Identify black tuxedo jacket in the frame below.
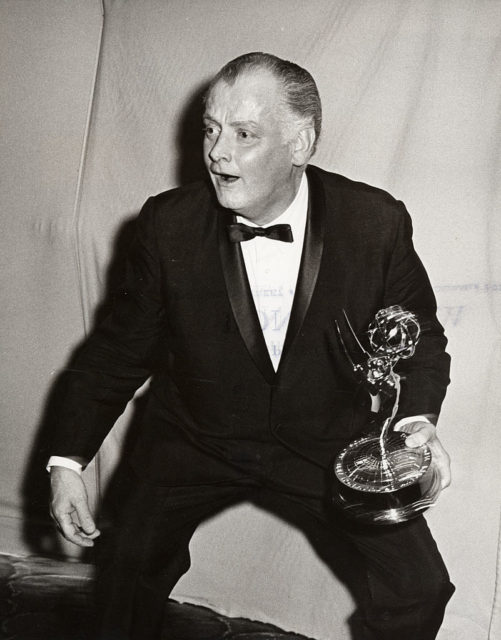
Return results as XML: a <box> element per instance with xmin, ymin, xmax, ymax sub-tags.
<box><xmin>52</xmin><ymin>165</ymin><xmax>450</xmax><ymax>491</ymax></box>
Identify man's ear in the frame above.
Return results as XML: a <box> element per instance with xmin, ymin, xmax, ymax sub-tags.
<box><xmin>291</xmin><ymin>126</ymin><xmax>316</xmax><ymax>166</ymax></box>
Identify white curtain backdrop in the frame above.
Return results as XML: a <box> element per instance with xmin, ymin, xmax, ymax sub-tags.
<box><xmin>1</xmin><ymin>2</ymin><xmax>500</xmax><ymax>639</ymax></box>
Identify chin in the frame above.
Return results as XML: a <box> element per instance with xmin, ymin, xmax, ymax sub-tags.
<box><xmin>216</xmin><ymin>193</ymin><xmax>247</xmax><ymax>213</ymax></box>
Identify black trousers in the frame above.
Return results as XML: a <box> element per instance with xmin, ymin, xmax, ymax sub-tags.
<box><xmin>95</xmin><ymin>466</ymin><xmax>454</xmax><ymax>640</ymax></box>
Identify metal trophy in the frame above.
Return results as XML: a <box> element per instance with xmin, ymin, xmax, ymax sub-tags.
<box><xmin>332</xmin><ymin>305</ymin><xmax>441</xmax><ymax>524</ymax></box>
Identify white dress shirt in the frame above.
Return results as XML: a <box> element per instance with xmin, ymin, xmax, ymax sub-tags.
<box><xmin>237</xmin><ymin>173</ymin><xmax>308</xmax><ymax>371</ymax></box>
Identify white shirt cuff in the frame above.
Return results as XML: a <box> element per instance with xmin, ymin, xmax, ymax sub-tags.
<box><xmin>46</xmin><ymin>456</ymin><xmax>83</xmax><ymax>475</ymax></box>
<box><xmin>394</xmin><ymin>415</ymin><xmax>432</xmax><ymax>431</ymax></box>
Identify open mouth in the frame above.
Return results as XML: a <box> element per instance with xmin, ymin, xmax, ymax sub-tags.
<box><xmin>214</xmin><ymin>172</ymin><xmax>239</xmax><ymax>184</ymax></box>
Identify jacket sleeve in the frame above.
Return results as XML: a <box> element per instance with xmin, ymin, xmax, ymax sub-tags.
<box><xmin>50</xmin><ymin>197</ymin><xmax>166</xmax><ymax>462</ymax></box>
<box><xmin>383</xmin><ymin>203</ymin><xmax>451</xmax><ymax>424</ymax></box>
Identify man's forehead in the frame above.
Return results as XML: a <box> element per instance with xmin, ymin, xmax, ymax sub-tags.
<box><xmin>205</xmin><ymin>69</ymin><xmax>282</xmax><ymax>110</ymax></box>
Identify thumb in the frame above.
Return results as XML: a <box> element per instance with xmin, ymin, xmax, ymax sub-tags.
<box><xmin>405</xmin><ymin>430</ymin><xmax>429</xmax><ymax>447</ymax></box>
<box><xmin>400</xmin><ymin>421</ymin><xmax>436</xmax><ymax>448</ymax></box>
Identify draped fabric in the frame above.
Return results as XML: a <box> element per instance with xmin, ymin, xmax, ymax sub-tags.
<box><xmin>1</xmin><ymin>1</ymin><xmax>500</xmax><ymax>638</ymax></box>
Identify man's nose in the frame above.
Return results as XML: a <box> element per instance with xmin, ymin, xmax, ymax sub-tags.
<box><xmin>208</xmin><ymin>133</ymin><xmax>232</xmax><ymax>162</ymax></box>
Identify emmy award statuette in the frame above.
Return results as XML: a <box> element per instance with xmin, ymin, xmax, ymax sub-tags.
<box><xmin>332</xmin><ymin>306</ymin><xmax>442</xmax><ymax>525</ymax></box>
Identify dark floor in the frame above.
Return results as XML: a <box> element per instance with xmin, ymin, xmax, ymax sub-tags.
<box><xmin>0</xmin><ymin>554</ymin><xmax>313</xmax><ymax>640</ymax></box>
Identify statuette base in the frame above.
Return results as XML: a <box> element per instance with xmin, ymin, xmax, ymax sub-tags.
<box><xmin>332</xmin><ymin>432</ymin><xmax>441</xmax><ymax>524</ymax></box>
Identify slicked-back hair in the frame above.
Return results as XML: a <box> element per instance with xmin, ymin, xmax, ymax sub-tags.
<box><xmin>206</xmin><ymin>52</ymin><xmax>322</xmax><ymax>156</ymax></box>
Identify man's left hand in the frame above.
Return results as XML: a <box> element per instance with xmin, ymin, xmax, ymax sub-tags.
<box><xmin>396</xmin><ymin>421</ymin><xmax>452</xmax><ymax>489</ymax></box>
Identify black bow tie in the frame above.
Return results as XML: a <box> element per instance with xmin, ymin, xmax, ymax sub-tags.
<box><xmin>227</xmin><ymin>222</ymin><xmax>294</xmax><ymax>243</ymax></box>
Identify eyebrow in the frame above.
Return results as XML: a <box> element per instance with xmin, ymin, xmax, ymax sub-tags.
<box><xmin>202</xmin><ymin>114</ymin><xmax>259</xmax><ymax>128</ymax></box>
<box><xmin>231</xmin><ymin>120</ymin><xmax>259</xmax><ymax>128</ymax></box>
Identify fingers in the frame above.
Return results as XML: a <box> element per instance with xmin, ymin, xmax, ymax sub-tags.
<box><xmin>400</xmin><ymin>421</ymin><xmax>452</xmax><ymax>490</ymax></box>
<box><xmin>426</xmin><ymin>438</ymin><xmax>452</xmax><ymax>490</ymax></box>
<box><xmin>72</xmin><ymin>497</ymin><xmax>100</xmax><ymax>537</ymax></box>
<box><xmin>54</xmin><ymin>510</ymin><xmax>99</xmax><ymax>548</ymax></box>
<box><xmin>51</xmin><ymin>502</ymin><xmax>101</xmax><ymax>548</ymax></box>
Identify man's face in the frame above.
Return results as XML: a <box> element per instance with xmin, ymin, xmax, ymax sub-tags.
<box><xmin>203</xmin><ymin>70</ymin><xmax>301</xmax><ymax>225</ymax></box>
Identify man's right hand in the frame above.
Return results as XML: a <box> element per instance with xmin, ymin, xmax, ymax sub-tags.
<box><xmin>49</xmin><ymin>466</ymin><xmax>101</xmax><ymax>547</ymax></box>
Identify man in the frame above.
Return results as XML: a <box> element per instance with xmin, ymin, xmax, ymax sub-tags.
<box><xmin>49</xmin><ymin>52</ymin><xmax>454</xmax><ymax>640</ymax></box>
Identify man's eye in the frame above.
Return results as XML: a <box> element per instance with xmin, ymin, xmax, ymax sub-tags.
<box><xmin>237</xmin><ymin>130</ymin><xmax>253</xmax><ymax>140</ymax></box>
<box><xmin>203</xmin><ymin>126</ymin><xmax>217</xmax><ymax>138</ymax></box>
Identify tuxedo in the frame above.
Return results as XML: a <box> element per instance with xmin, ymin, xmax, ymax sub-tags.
<box><xmin>52</xmin><ymin>164</ymin><xmax>453</xmax><ymax>639</ymax></box>
<box><xmin>52</xmin><ymin>165</ymin><xmax>449</xmax><ymax>490</ymax></box>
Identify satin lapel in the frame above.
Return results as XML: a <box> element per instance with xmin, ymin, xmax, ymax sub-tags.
<box><xmin>218</xmin><ymin>210</ymin><xmax>276</xmax><ymax>384</ymax></box>
<box><xmin>279</xmin><ymin>167</ymin><xmax>326</xmax><ymax>370</ymax></box>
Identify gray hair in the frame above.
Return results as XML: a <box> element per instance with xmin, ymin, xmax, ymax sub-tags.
<box><xmin>206</xmin><ymin>52</ymin><xmax>322</xmax><ymax>155</ymax></box>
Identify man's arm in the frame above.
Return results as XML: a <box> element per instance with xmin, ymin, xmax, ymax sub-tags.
<box><xmin>50</xmin><ymin>197</ymin><xmax>164</xmax><ymax>461</ymax></box>
<box><xmin>49</xmin><ymin>197</ymin><xmax>165</xmax><ymax>545</ymax></box>
<box><xmin>383</xmin><ymin>204</ymin><xmax>452</xmax><ymax>488</ymax></box>
<box><xmin>384</xmin><ymin>205</ymin><xmax>451</xmax><ymax>417</ymax></box>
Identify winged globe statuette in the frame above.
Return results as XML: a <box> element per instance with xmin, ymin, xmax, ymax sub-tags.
<box><xmin>331</xmin><ymin>306</ymin><xmax>442</xmax><ymax>524</ymax></box>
